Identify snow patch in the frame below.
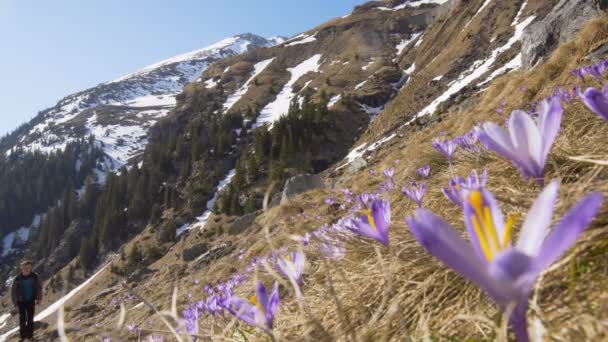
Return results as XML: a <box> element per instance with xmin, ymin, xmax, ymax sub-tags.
<box><xmin>463</xmin><ymin>0</ymin><xmax>493</xmax><ymax>30</ymax></box>
<box><xmin>513</xmin><ymin>0</ymin><xmax>528</xmax><ymax>26</ymax></box>
<box><xmin>255</xmin><ymin>54</ymin><xmax>323</xmax><ymax>127</ymax></box>
<box><xmin>177</xmin><ymin>169</ymin><xmax>237</xmax><ymax>236</ymax></box>
<box><xmin>355</xmin><ymin>80</ymin><xmax>368</xmax><ymax>90</ymax></box>
<box><xmin>204</xmin><ymin>78</ymin><xmax>218</xmax><ymax>88</ymax></box>
<box><xmin>395</xmin><ymin>32</ymin><xmax>423</xmax><ymax>57</ymax></box>
<box><xmin>378</xmin><ymin>0</ymin><xmax>449</xmax><ymax>10</ymax></box>
<box><xmin>223</xmin><ymin>58</ymin><xmax>275</xmax><ymax>113</ymax></box>
<box><xmin>408</xmin><ymin>15</ymin><xmax>535</xmax><ymax>122</ymax></box>
<box><xmin>0</xmin><ymin>313</ymin><xmax>9</xmax><ymax>330</ymax></box>
<box><xmin>1</xmin><ymin>215</ymin><xmax>40</xmax><ymax>257</ymax></box>
<box><xmin>336</xmin><ymin>134</ymin><xmax>397</xmax><ymax>170</ymax></box>
<box><xmin>479</xmin><ymin>53</ymin><xmax>522</xmax><ymax>85</ymax></box>
<box><xmin>328</xmin><ymin>95</ymin><xmax>341</xmax><ymax>108</ymax></box>
<box><xmin>362</xmin><ymin>58</ymin><xmax>376</xmax><ymax>71</ymax></box>
<box><xmin>285</xmin><ymin>33</ymin><xmax>317</xmax><ymax>47</ymax></box>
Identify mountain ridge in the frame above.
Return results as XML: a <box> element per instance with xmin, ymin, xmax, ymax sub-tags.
<box><xmin>4</xmin><ymin>33</ymin><xmax>282</xmax><ymax>167</ymax></box>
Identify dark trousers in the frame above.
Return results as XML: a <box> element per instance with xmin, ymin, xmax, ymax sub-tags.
<box><xmin>18</xmin><ymin>301</ymin><xmax>35</xmax><ymax>338</ymax></box>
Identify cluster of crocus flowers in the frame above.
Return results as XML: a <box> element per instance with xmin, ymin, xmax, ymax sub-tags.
<box><xmin>407</xmin><ymin>181</ymin><xmax>603</xmax><ymax>341</ymax></box>
<box><xmin>224</xmin><ymin>281</ymin><xmax>280</xmax><ymax>332</ymax></box>
<box><xmin>581</xmin><ymin>86</ymin><xmax>608</xmax><ymax>121</ymax></box>
<box><xmin>345</xmin><ymin>199</ymin><xmax>391</xmax><ymax>246</ymax></box>
<box><xmin>442</xmin><ymin>169</ymin><xmax>488</xmax><ymax>207</ymax></box>
<box><xmin>402</xmin><ymin>182</ymin><xmax>426</xmax><ymax>208</ymax></box>
<box><xmin>476</xmin><ymin>97</ymin><xmax>563</xmax><ymax>182</ymax></box>
<box><xmin>572</xmin><ymin>60</ymin><xmax>608</xmax><ymax>80</ymax></box>
<box><xmin>433</xmin><ymin>138</ymin><xmax>458</xmax><ymax>162</ymax></box>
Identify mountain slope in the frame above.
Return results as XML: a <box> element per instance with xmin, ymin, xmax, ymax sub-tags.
<box><xmin>6</xmin><ymin>33</ymin><xmax>282</xmax><ymax>167</ymax></box>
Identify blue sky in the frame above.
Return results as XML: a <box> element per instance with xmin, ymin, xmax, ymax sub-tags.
<box><xmin>0</xmin><ymin>0</ymin><xmax>364</xmax><ymax>135</ymax></box>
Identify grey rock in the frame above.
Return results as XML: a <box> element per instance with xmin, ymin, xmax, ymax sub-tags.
<box><xmin>89</xmin><ymin>285</ymin><xmax>119</xmax><ymax>302</ymax></box>
<box><xmin>348</xmin><ymin>157</ymin><xmax>368</xmax><ymax>174</ymax></box>
<box><xmin>522</xmin><ymin>0</ymin><xmax>606</xmax><ymax>69</ymax></box>
<box><xmin>268</xmin><ymin>192</ymin><xmax>283</xmax><ymax>209</ymax></box>
<box><xmin>280</xmin><ymin>174</ymin><xmax>325</xmax><ymax>204</ymax></box>
<box><xmin>229</xmin><ymin>212</ymin><xmax>258</xmax><ymax>235</ymax></box>
<box><xmin>192</xmin><ymin>242</ymin><xmax>235</xmax><ymax>270</ymax></box>
<box><xmin>182</xmin><ymin>243</ymin><xmax>209</xmax><ymax>262</ymax></box>
<box><xmin>76</xmin><ymin>303</ymin><xmax>100</xmax><ymax>314</ymax></box>
<box><xmin>450</xmin><ymin>96</ymin><xmax>480</xmax><ymax>114</ymax></box>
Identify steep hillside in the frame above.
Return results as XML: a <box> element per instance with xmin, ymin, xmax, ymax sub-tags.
<box><xmin>2</xmin><ymin>0</ymin><xmax>608</xmax><ymax>341</ymax></box>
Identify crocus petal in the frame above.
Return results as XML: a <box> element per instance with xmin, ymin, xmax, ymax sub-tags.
<box><xmin>371</xmin><ymin>199</ymin><xmax>391</xmax><ymax>237</ymax></box>
<box><xmin>256</xmin><ymin>282</ymin><xmax>270</xmax><ymax>309</ymax></box>
<box><xmin>407</xmin><ymin>210</ymin><xmax>504</xmax><ymax>300</ymax></box>
<box><xmin>516</xmin><ymin>181</ymin><xmax>559</xmax><ymax>256</ymax></box>
<box><xmin>582</xmin><ymin>87</ymin><xmax>608</xmax><ymax>121</ymax></box>
<box><xmin>507</xmin><ymin>110</ymin><xmax>543</xmax><ymax>172</ymax></box>
<box><xmin>534</xmin><ymin>192</ymin><xmax>603</xmax><ymax>272</ymax></box>
<box><xmin>537</xmin><ymin>98</ymin><xmax>563</xmax><ymax>159</ymax></box>
<box><xmin>477</xmin><ymin>123</ymin><xmax>522</xmax><ymax>165</ymax></box>
<box><xmin>267</xmin><ymin>281</ymin><xmax>280</xmax><ymax>322</ymax></box>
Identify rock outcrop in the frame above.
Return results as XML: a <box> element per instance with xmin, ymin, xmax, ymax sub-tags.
<box><xmin>281</xmin><ymin>174</ymin><xmax>325</xmax><ymax>204</ymax></box>
<box><xmin>522</xmin><ymin>0</ymin><xmax>607</xmax><ymax>69</ymax></box>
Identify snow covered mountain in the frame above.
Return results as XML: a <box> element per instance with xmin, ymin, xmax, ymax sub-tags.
<box><xmin>8</xmin><ymin>33</ymin><xmax>283</xmax><ymax>167</ymax></box>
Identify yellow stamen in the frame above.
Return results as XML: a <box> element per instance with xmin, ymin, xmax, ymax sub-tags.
<box><xmin>367</xmin><ymin>209</ymin><xmax>377</xmax><ymax>230</ymax></box>
<box><xmin>285</xmin><ymin>254</ymin><xmax>292</xmax><ymax>262</ymax></box>
<box><xmin>468</xmin><ymin>191</ymin><xmax>521</xmax><ymax>261</ymax></box>
<box><xmin>471</xmin><ymin>216</ymin><xmax>494</xmax><ymax>261</ymax></box>
<box><xmin>482</xmin><ymin>207</ymin><xmax>501</xmax><ymax>252</ymax></box>
<box><xmin>503</xmin><ymin>215</ymin><xmax>517</xmax><ymax>248</ymax></box>
<box><xmin>250</xmin><ymin>295</ymin><xmax>266</xmax><ymax>313</ymax></box>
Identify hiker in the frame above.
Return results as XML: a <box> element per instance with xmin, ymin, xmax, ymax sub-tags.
<box><xmin>11</xmin><ymin>260</ymin><xmax>43</xmax><ymax>340</ymax></box>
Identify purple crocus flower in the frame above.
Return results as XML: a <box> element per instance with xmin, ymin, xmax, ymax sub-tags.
<box><xmin>407</xmin><ymin>181</ymin><xmax>603</xmax><ymax>342</ymax></box>
<box><xmin>319</xmin><ymin>240</ymin><xmax>346</xmax><ymax>259</ymax></box>
<box><xmin>182</xmin><ymin>307</ymin><xmax>200</xmax><ymax>334</ymax></box>
<box><xmin>402</xmin><ymin>182</ymin><xmax>426</xmax><ymax>208</ymax></box>
<box><xmin>345</xmin><ymin>199</ymin><xmax>391</xmax><ymax>246</ymax></box>
<box><xmin>572</xmin><ymin>68</ymin><xmax>585</xmax><ymax>81</ymax></box>
<box><xmin>417</xmin><ymin>165</ymin><xmax>431</xmax><ymax>179</ymax></box>
<box><xmin>476</xmin><ymin>97</ymin><xmax>563</xmax><ymax>182</ymax></box>
<box><xmin>433</xmin><ymin>138</ymin><xmax>458</xmax><ymax>161</ymax></box>
<box><xmin>223</xmin><ymin>281</ymin><xmax>280</xmax><ymax>332</ymax></box>
<box><xmin>581</xmin><ymin>87</ymin><xmax>608</xmax><ymax>121</ymax></box>
<box><xmin>276</xmin><ymin>251</ymin><xmax>305</xmax><ymax>290</ymax></box>
<box><xmin>383</xmin><ymin>167</ymin><xmax>395</xmax><ymax>179</ymax></box>
<box><xmin>442</xmin><ymin>169</ymin><xmax>488</xmax><ymax>207</ymax></box>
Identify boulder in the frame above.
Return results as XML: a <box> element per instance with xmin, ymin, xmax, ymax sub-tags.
<box><xmin>347</xmin><ymin>157</ymin><xmax>368</xmax><ymax>174</ymax></box>
<box><xmin>521</xmin><ymin>0</ymin><xmax>606</xmax><ymax>69</ymax></box>
<box><xmin>280</xmin><ymin>174</ymin><xmax>325</xmax><ymax>204</ymax></box>
<box><xmin>192</xmin><ymin>242</ymin><xmax>235</xmax><ymax>270</ymax></box>
<box><xmin>88</xmin><ymin>285</ymin><xmax>119</xmax><ymax>303</ymax></box>
<box><xmin>182</xmin><ymin>243</ymin><xmax>209</xmax><ymax>262</ymax></box>
<box><xmin>229</xmin><ymin>212</ymin><xmax>258</xmax><ymax>235</ymax></box>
